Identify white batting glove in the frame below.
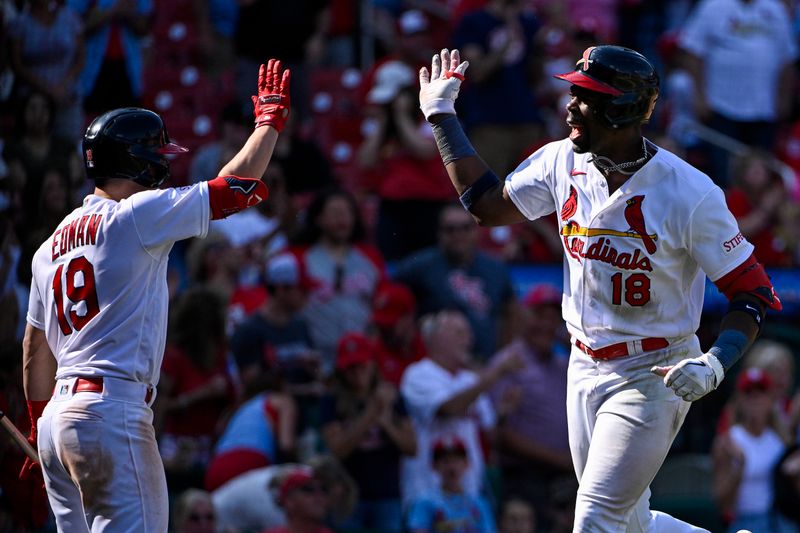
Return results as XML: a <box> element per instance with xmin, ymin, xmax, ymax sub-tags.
<box><xmin>419</xmin><ymin>48</ymin><xmax>469</xmax><ymax>121</ymax></box>
<box><xmin>651</xmin><ymin>353</ymin><xmax>725</xmax><ymax>402</ymax></box>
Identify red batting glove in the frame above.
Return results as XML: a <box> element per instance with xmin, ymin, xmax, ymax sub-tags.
<box><xmin>251</xmin><ymin>59</ymin><xmax>291</xmax><ymax>132</ymax></box>
<box><xmin>19</xmin><ymin>400</ymin><xmax>47</xmax><ymax>480</ymax></box>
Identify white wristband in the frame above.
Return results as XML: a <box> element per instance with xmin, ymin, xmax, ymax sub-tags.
<box><xmin>420</xmin><ymin>98</ymin><xmax>456</xmax><ymax>121</ymax></box>
<box><xmin>700</xmin><ymin>353</ymin><xmax>725</xmax><ymax>388</ymax></box>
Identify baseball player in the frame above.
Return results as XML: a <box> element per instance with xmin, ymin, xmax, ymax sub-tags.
<box><xmin>418</xmin><ymin>46</ymin><xmax>781</xmax><ymax>532</ymax></box>
<box><xmin>21</xmin><ymin>59</ymin><xmax>291</xmax><ymax>532</ymax></box>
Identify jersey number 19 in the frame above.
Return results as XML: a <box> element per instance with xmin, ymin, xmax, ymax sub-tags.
<box><xmin>52</xmin><ymin>255</ymin><xmax>100</xmax><ymax>335</ymax></box>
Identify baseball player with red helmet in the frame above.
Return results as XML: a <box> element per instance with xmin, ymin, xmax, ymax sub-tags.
<box><xmin>419</xmin><ymin>46</ymin><xmax>781</xmax><ymax>532</ymax></box>
<box><xmin>21</xmin><ymin>59</ymin><xmax>291</xmax><ymax>531</ymax></box>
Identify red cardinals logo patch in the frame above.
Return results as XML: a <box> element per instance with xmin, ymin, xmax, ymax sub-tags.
<box><xmin>560</xmin><ymin>185</ymin><xmax>578</xmax><ymax>221</ymax></box>
<box><xmin>624</xmin><ymin>195</ymin><xmax>657</xmax><ymax>254</ymax></box>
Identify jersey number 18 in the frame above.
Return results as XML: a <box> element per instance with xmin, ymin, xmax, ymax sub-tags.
<box><xmin>610</xmin><ymin>272</ymin><xmax>651</xmax><ymax>306</ymax></box>
<box><xmin>52</xmin><ymin>256</ymin><xmax>100</xmax><ymax>335</ymax></box>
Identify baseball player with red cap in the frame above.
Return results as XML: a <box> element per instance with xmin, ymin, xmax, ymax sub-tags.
<box><xmin>419</xmin><ymin>46</ymin><xmax>781</xmax><ymax>532</ymax></box>
<box><xmin>22</xmin><ymin>59</ymin><xmax>291</xmax><ymax>531</ymax></box>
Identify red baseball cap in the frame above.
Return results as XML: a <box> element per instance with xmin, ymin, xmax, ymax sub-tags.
<box><xmin>737</xmin><ymin>367</ymin><xmax>773</xmax><ymax>393</ymax></box>
<box><xmin>372</xmin><ymin>282</ymin><xmax>416</xmax><ymax>327</ymax></box>
<box><xmin>336</xmin><ymin>332</ymin><xmax>375</xmax><ymax>370</ymax></box>
<box><xmin>432</xmin><ymin>435</ymin><xmax>468</xmax><ymax>461</ymax></box>
<box><xmin>279</xmin><ymin>467</ymin><xmax>315</xmax><ymax>501</ymax></box>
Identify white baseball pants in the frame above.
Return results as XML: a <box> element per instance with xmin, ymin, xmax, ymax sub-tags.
<box><xmin>38</xmin><ymin>377</ymin><xmax>167</xmax><ymax>532</ymax></box>
<box><xmin>567</xmin><ymin>335</ymin><xmax>710</xmax><ymax>533</ymax></box>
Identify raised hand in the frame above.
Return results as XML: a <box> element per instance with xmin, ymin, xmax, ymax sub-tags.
<box><xmin>419</xmin><ymin>48</ymin><xmax>469</xmax><ymax>121</ymax></box>
<box><xmin>252</xmin><ymin>59</ymin><xmax>291</xmax><ymax>131</ymax></box>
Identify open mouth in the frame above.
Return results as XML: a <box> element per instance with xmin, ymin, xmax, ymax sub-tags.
<box><xmin>567</xmin><ymin>122</ymin><xmax>584</xmax><ymax>141</ymax></box>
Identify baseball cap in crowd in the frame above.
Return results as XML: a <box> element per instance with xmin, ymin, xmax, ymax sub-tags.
<box><xmin>372</xmin><ymin>282</ymin><xmax>416</xmax><ymax>327</ymax></box>
<box><xmin>336</xmin><ymin>332</ymin><xmax>375</xmax><ymax>370</ymax></box>
<box><xmin>522</xmin><ymin>284</ymin><xmax>562</xmax><ymax>308</ymax></box>
<box><xmin>398</xmin><ymin>9</ymin><xmax>429</xmax><ymax>35</ymax></box>
<box><xmin>278</xmin><ymin>467</ymin><xmax>316</xmax><ymax>502</ymax></box>
<box><xmin>265</xmin><ymin>253</ymin><xmax>300</xmax><ymax>285</ymax></box>
<box><xmin>432</xmin><ymin>435</ymin><xmax>468</xmax><ymax>461</ymax></box>
<box><xmin>737</xmin><ymin>367</ymin><xmax>773</xmax><ymax>393</ymax></box>
<box><xmin>367</xmin><ymin>61</ymin><xmax>415</xmax><ymax>105</ymax></box>
<box><xmin>265</xmin><ymin>253</ymin><xmax>315</xmax><ymax>289</ymax></box>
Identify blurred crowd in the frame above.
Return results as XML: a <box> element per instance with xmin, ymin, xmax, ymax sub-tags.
<box><xmin>1</xmin><ymin>0</ymin><xmax>800</xmax><ymax>532</ymax></box>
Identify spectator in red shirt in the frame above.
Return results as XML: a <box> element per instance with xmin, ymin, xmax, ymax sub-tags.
<box><xmin>725</xmin><ymin>150</ymin><xmax>792</xmax><ymax>266</ymax></box>
<box><xmin>357</xmin><ymin>59</ymin><xmax>456</xmax><ymax>261</ymax></box>
<box><xmin>371</xmin><ymin>281</ymin><xmax>426</xmax><ymax>386</ymax></box>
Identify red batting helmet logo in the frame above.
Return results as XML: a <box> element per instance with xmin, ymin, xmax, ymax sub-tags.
<box><xmin>86</xmin><ymin>149</ymin><xmax>94</xmax><ymax>168</ymax></box>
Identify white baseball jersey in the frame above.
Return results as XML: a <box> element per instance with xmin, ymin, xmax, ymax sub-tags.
<box><xmin>505</xmin><ymin>138</ymin><xmax>753</xmax><ymax>349</ymax></box>
<box><xmin>27</xmin><ymin>183</ymin><xmax>210</xmax><ymax>385</ymax></box>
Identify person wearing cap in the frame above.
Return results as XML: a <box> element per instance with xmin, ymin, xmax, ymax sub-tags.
<box><xmin>357</xmin><ymin>56</ymin><xmax>456</xmax><ymax>261</ymax></box>
<box><xmin>405</xmin><ymin>435</ymin><xmax>496</xmax><ymax>533</ymax></box>
<box><xmin>711</xmin><ymin>367</ymin><xmax>795</xmax><ymax>533</ymax></box>
<box><xmin>371</xmin><ymin>281</ymin><xmax>426</xmax><ymax>386</ymax></box>
<box><xmin>264</xmin><ymin>466</ymin><xmax>333</xmax><ymax>533</ymax></box>
<box><xmin>400</xmin><ymin>309</ymin><xmax>523</xmax><ymax>505</ymax></box>
<box><xmin>229</xmin><ymin>252</ymin><xmax>319</xmax><ymax>399</ymax></box>
<box><xmin>488</xmin><ymin>283</ymin><xmax>573</xmax><ymax>532</ymax></box>
<box><xmin>319</xmin><ymin>332</ymin><xmax>416</xmax><ymax>532</ymax></box>
<box><xmin>212</xmin><ymin>456</ymin><xmax>358</xmax><ymax>533</ymax></box>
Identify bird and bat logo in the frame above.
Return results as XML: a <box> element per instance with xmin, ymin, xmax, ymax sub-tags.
<box><xmin>560</xmin><ymin>186</ymin><xmax>658</xmax><ymax>271</ymax></box>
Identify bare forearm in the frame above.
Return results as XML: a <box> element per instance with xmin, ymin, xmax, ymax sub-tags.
<box><xmin>683</xmin><ymin>52</ymin><xmax>704</xmax><ymax>91</ymax></box>
<box><xmin>395</xmin><ymin>116</ymin><xmax>437</xmax><ymax>158</ymax></box>
<box><xmin>218</xmin><ymin>126</ymin><xmax>278</xmax><ymax>178</ymax></box>
<box><xmin>323</xmin><ymin>408</ymin><xmax>380</xmax><ymax>458</ymax></box>
<box><xmin>67</xmin><ymin>42</ymin><xmax>86</xmax><ymax>84</ymax></box>
<box><xmin>356</xmin><ymin>133</ymin><xmax>384</xmax><ymax>169</ymax></box>
<box><xmin>438</xmin><ymin>369</ymin><xmax>499</xmax><ymax>417</ymax></box>
<box><xmin>22</xmin><ymin>325</ymin><xmax>57</xmax><ymax>402</ymax></box>
<box><xmin>381</xmin><ymin>418</ymin><xmax>417</xmax><ymax>455</ymax></box>
<box><xmin>713</xmin><ymin>471</ymin><xmax>741</xmax><ymax>511</ymax></box>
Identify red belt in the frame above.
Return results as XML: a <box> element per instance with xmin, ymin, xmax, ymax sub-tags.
<box><xmin>73</xmin><ymin>377</ymin><xmax>154</xmax><ymax>403</ymax></box>
<box><xmin>575</xmin><ymin>337</ymin><xmax>669</xmax><ymax>360</ymax></box>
